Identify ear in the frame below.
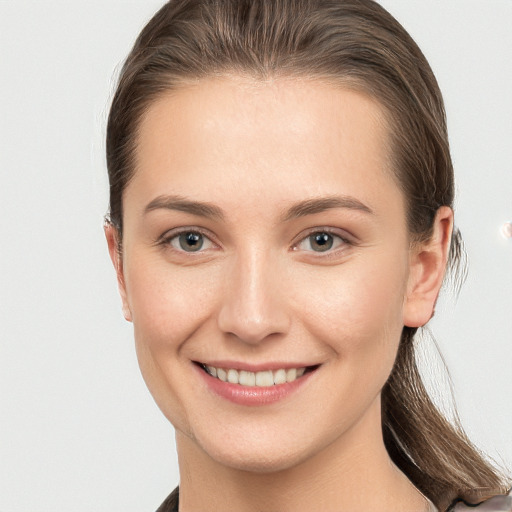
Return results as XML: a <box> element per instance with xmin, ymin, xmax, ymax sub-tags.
<box><xmin>403</xmin><ymin>206</ymin><xmax>454</xmax><ymax>328</ymax></box>
<box><xmin>104</xmin><ymin>222</ymin><xmax>132</xmax><ymax>322</ymax></box>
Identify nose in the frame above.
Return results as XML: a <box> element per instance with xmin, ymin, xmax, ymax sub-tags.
<box><xmin>217</xmin><ymin>249</ymin><xmax>291</xmax><ymax>345</ymax></box>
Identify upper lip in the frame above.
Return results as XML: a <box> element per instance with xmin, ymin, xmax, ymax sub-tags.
<box><xmin>195</xmin><ymin>360</ymin><xmax>320</xmax><ymax>372</ymax></box>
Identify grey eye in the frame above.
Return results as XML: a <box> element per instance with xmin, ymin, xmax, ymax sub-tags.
<box><xmin>309</xmin><ymin>232</ymin><xmax>334</xmax><ymax>252</ymax></box>
<box><xmin>172</xmin><ymin>232</ymin><xmax>206</xmax><ymax>252</ymax></box>
<box><xmin>295</xmin><ymin>231</ymin><xmax>347</xmax><ymax>253</ymax></box>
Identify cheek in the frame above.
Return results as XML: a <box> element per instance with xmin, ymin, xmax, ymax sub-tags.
<box><xmin>126</xmin><ymin>257</ymin><xmax>220</xmax><ymax>351</ymax></box>
<box><xmin>295</xmin><ymin>254</ymin><xmax>408</xmax><ymax>361</ymax></box>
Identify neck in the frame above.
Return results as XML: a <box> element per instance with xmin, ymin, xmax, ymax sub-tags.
<box><xmin>175</xmin><ymin>396</ymin><xmax>434</xmax><ymax>512</ymax></box>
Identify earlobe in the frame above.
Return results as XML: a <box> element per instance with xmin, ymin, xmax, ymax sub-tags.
<box><xmin>104</xmin><ymin>222</ymin><xmax>133</xmax><ymax>322</ymax></box>
<box><xmin>403</xmin><ymin>206</ymin><xmax>454</xmax><ymax>328</ymax></box>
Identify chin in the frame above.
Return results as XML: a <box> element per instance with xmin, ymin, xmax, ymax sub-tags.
<box><xmin>210</xmin><ymin>446</ymin><xmax>306</xmax><ymax>474</ymax></box>
<box><xmin>191</xmin><ymin>424</ymin><xmax>325</xmax><ymax>475</ymax></box>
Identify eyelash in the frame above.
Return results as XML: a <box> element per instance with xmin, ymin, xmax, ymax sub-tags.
<box><xmin>158</xmin><ymin>227</ymin><xmax>218</xmax><ymax>254</ymax></box>
<box><xmin>157</xmin><ymin>227</ymin><xmax>353</xmax><ymax>256</ymax></box>
<box><xmin>292</xmin><ymin>228</ymin><xmax>352</xmax><ymax>256</ymax></box>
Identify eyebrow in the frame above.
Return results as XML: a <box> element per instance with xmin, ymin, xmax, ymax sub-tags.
<box><xmin>144</xmin><ymin>194</ymin><xmax>225</xmax><ymax>220</ymax></box>
<box><xmin>281</xmin><ymin>195</ymin><xmax>374</xmax><ymax>221</ymax></box>
<box><xmin>143</xmin><ymin>194</ymin><xmax>374</xmax><ymax>221</ymax></box>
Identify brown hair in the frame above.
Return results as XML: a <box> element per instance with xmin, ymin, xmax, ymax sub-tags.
<box><xmin>106</xmin><ymin>1</ymin><xmax>510</xmax><ymax>509</ymax></box>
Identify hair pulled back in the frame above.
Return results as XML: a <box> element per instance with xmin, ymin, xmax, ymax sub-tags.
<box><xmin>106</xmin><ymin>1</ymin><xmax>510</xmax><ymax>509</ymax></box>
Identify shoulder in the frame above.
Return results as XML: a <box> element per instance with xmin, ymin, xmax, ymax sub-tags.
<box><xmin>155</xmin><ymin>486</ymin><xmax>179</xmax><ymax>512</ymax></box>
<box><xmin>450</xmin><ymin>492</ymin><xmax>512</xmax><ymax>512</ymax></box>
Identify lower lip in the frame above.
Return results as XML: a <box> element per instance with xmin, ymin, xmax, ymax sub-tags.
<box><xmin>195</xmin><ymin>364</ymin><xmax>317</xmax><ymax>406</ymax></box>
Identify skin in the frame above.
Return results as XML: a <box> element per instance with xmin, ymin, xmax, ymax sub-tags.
<box><xmin>106</xmin><ymin>76</ymin><xmax>452</xmax><ymax>511</ymax></box>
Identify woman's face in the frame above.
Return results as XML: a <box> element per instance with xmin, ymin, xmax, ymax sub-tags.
<box><xmin>113</xmin><ymin>76</ymin><xmax>422</xmax><ymax>472</ymax></box>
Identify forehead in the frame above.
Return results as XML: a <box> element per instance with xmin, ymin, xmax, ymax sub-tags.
<box><xmin>128</xmin><ymin>75</ymin><xmax>404</xmax><ymax>224</ymax></box>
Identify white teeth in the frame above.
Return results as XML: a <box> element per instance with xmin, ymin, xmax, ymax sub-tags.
<box><xmin>273</xmin><ymin>368</ymin><xmax>287</xmax><ymax>385</ymax></box>
<box><xmin>255</xmin><ymin>370</ymin><xmax>274</xmax><ymax>387</ymax></box>
<box><xmin>227</xmin><ymin>369</ymin><xmax>239</xmax><ymax>384</ymax></box>
<box><xmin>286</xmin><ymin>368</ymin><xmax>297</xmax><ymax>382</ymax></box>
<box><xmin>203</xmin><ymin>364</ymin><xmax>310</xmax><ymax>387</ymax></box>
<box><xmin>217</xmin><ymin>368</ymin><xmax>227</xmax><ymax>382</ymax></box>
<box><xmin>239</xmin><ymin>370</ymin><xmax>256</xmax><ymax>386</ymax></box>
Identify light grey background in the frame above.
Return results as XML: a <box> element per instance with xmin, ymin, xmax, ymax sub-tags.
<box><xmin>0</xmin><ymin>1</ymin><xmax>510</xmax><ymax>510</ymax></box>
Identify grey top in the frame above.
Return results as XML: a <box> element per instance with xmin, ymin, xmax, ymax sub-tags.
<box><xmin>449</xmin><ymin>492</ymin><xmax>512</xmax><ymax>512</ymax></box>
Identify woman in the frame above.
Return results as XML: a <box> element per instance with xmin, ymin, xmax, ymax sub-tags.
<box><xmin>104</xmin><ymin>1</ymin><xmax>511</xmax><ymax>510</ymax></box>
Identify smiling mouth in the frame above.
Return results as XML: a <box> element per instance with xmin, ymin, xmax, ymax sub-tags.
<box><xmin>196</xmin><ymin>363</ymin><xmax>319</xmax><ymax>387</ymax></box>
